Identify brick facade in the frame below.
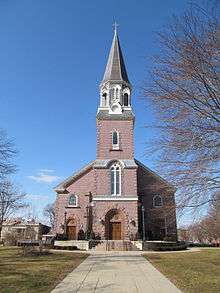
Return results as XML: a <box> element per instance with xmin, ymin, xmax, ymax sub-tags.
<box><xmin>54</xmin><ymin>167</ymin><xmax>95</xmax><ymax>236</ymax></box>
<box><xmin>53</xmin><ymin>29</ymin><xmax>177</xmax><ymax>242</ymax></box>
<box><xmin>137</xmin><ymin>163</ymin><xmax>177</xmax><ymax>241</ymax></box>
<box><xmin>96</xmin><ymin>119</ymin><xmax>135</xmax><ymax>160</ymax></box>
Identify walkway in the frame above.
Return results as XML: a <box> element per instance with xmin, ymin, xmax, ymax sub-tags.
<box><xmin>51</xmin><ymin>251</ymin><xmax>181</xmax><ymax>293</ymax></box>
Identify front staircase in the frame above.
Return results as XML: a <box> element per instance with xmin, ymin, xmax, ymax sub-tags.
<box><xmin>89</xmin><ymin>240</ymin><xmax>142</xmax><ymax>251</ymax></box>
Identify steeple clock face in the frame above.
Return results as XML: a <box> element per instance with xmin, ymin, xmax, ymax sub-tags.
<box><xmin>112</xmin><ymin>103</ymin><xmax>119</xmax><ymax>113</ymax></box>
<box><xmin>110</xmin><ymin>100</ymin><xmax>122</xmax><ymax>114</ymax></box>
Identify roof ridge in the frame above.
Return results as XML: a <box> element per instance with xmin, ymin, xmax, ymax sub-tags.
<box><xmin>117</xmin><ymin>33</ymin><xmax>123</xmax><ymax>81</ymax></box>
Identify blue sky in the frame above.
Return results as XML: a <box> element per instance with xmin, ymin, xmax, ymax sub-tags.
<box><xmin>0</xmin><ymin>0</ymin><xmax>195</xmax><ymax>224</ymax></box>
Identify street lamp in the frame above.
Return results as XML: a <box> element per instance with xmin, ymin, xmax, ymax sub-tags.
<box><xmin>64</xmin><ymin>211</ymin><xmax>67</xmax><ymax>238</ymax></box>
<box><xmin>141</xmin><ymin>205</ymin><xmax>146</xmax><ymax>241</ymax></box>
<box><xmin>164</xmin><ymin>210</ymin><xmax>168</xmax><ymax>237</ymax></box>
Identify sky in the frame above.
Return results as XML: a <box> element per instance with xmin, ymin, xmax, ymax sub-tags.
<box><xmin>0</xmin><ymin>0</ymin><xmax>199</xmax><ymax>225</ymax></box>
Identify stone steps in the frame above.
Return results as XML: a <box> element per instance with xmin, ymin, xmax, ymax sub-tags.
<box><xmin>90</xmin><ymin>240</ymin><xmax>141</xmax><ymax>251</ymax></box>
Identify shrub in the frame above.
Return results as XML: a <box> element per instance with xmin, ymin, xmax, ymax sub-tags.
<box><xmin>21</xmin><ymin>243</ymin><xmax>50</xmax><ymax>256</ymax></box>
<box><xmin>143</xmin><ymin>241</ymin><xmax>187</xmax><ymax>251</ymax></box>
<box><xmin>188</xmin><ymin>243</ymin><xmax>216</xmax><ymax>247</ymax></box>
<box><xmin>3</xmin><ymin>231</ymin><xmax>20</xmax><ymax>246</ymax></box>
<box><xmin>163</xmin><ymin>236</ymin><xmax>175</xmax><ymax>242</ymax></box>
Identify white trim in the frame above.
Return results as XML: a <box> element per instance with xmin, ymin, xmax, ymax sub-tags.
<box><xmin>122</xmin><ymin>88</ymin><xmax>130</xmax><ymax>106</ymax></box>
<box><xmin>93</xmin><ymin>159</ymin><xmax>136</xmax><ymax>169</ymax></box>
<box><xmin>93</xmin><ymin>196</ymin><xmax>138</xmax><ymax>201</ymax></box>
<box><xmin>110</xmin><ymin>162</ymin><xmax>121</xmax><ymax>196</ymax></box>
<box><xmin>123</xmin><ymin>106</ymin><xmax>132</xmax><ymax>110</ymax></box>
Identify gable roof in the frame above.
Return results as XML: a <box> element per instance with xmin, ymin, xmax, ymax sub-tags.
<box><xmin>54</xmin><ymin>159</ymin><xmax>138</xmax><ymax>193</ymax></box>
<box><xmin>54</xmin><ymin>160</ymin><xmax>95</xmax><ymax>193</ymax></box>
<box><xmin>135</xmin><ymin>159</ymin><xmax>176</xmax><ymax>191</ymax></box>
<box><xmin>54</xmin><ymin>159</ymin><xmax>176</xmax><ymax>194</ymax></box>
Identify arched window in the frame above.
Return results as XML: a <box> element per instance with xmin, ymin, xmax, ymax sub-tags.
<box><xmin>123</xmin><ymin>93</ymin><xmax>129</xmax><ymax>106</ymax></box>
<box><xmin>102</xmin><ymin>93</ymin><xmax>107</xmax><ymax>106</ymax></box>
<box><xmin>116</xmin><ymin>88</ymin><xmax>119</xmax><ymax>100</ymax></box>
<box><xmin>69</xmin><ymin>194</ymin><xmax>77</xmax><ymax>206</ymax></box>
<box><xmin>153</xmin><ymin>195</ymin><xmax>163</xmax><ymax>207</ymax></box>
<box><xmin>110</xmin><ymin>88</ymin><xmax>114</xmax><ymax>100</ymax></box>
<box><xmin>112</xmin><ymin>131</ymin><xmax>119</xmax><ymax>149</ymax></box>
<box><xmin>111</xmin><ymin>163</ymin><xmax>121</xmax><ymax>195</ymax></box>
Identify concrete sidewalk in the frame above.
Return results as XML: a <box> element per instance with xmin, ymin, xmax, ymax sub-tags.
<box><xmin>51</xmin><ymin>251</ymin><xmax>181</xmax><ymax>293</ymax></box>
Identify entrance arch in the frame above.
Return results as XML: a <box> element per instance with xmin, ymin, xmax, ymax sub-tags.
<box><xmin>105</xmin><ymin>209</ymin><xmax>125</xmax><ymax>240</ymax></box>
<box><xmin>66</xmin><ymin>218</ymin><xmax>76</xmax><ymax>240</ymax></box>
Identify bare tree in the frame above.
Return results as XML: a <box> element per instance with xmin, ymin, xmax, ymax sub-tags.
<box><xmin>0</xmin><ymin>130</ymin><xmax>16</xmax><ymax>178</ymax></box>
<box><xmin>43</xmin><ymin>202</ymin><xmax>55</xmax><ymax>228</ymax></box>
<box><xmin>144</xmin><ymin>2</ymin><xmax>220</xmax><ymax>210</ymax></box>
<box><xmin>205</xmin><ymin>192</ymin><xmax>220</xmax><ymax>241</ymax></box>
<box><xmin>0</xmin><ymin>181</ymin><xmax>26</xmax><ymax>238</ymax></box>
<box><xmin>182</xmin><ymin>193</ymin><xmax>220</xmax><ymax>243</ymax></box>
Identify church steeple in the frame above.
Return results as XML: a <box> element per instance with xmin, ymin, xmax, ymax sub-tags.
<box><xmin>98</xmin><ymin>26</ymin><xmax>132</xmax><ymax>115</ymax></box>
<box><xmin>101</xmin><ymin>27</ymin><xmax>130</xmax><ymax>85</ymax></box>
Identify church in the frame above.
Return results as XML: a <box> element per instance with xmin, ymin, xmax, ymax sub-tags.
<box><xmin>53</xmin><ymin>28</ymin><xmax>177</xmax><ymax>242</ymax></box>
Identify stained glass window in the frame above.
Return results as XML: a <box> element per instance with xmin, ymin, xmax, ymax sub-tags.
<box><xmin>69</xmin><ymin>195</ymin><xmax>76</xmax><ymax>205</ymax></box>
<box><xmin>112</xmin><ymin>131</ymin><xmax>118</xmax><ymax>145</ymax></box>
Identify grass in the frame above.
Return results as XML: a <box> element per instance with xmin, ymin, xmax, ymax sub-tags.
<box><xmin>0</xmin><ymin>246</ymin><xmax>88</xmax><ymax>293</ymax></box>
<box><xmin>144</xmin><ymin>249</ymin><xmax>220</xmax><ymax>293</ymax></box>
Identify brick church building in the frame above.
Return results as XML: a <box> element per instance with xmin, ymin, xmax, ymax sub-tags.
<box><xmin>54</xmin><ymin>29</ymin><xmax>177</xmax><ymax>242</ymax></box>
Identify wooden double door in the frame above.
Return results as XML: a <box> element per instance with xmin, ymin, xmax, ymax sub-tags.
<box><xmin>109</xmin><ymin>222</ymin><xmax>121</xmax><ymax>240</ymax></box>
<box><xmin>67</xmin><ymin>226</ymin><xmax>76</xmax><ymax>240</ymax></box>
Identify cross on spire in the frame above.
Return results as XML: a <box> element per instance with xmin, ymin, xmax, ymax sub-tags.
<box><xmin>113</xmin><ymin>22</ymin><xmax>119</xmax><ymax>34</ymax></box>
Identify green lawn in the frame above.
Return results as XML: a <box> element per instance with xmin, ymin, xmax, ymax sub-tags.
<box><xmin>144</xmin><ymin>249</ymin><xmax>220</xmax><ymax>293</ymax></box>
<box><xmin>0</xmin><ymin>246</ymin><xmax>88</xmax><ymax>293</ymax></box>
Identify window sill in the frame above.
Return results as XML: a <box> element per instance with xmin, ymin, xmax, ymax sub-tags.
<box><xmin>93</xmin><ymin>196</ymin><xmax>138</xmax><ymax>201</ymax></box>
<box><xmin>65</xmin><ymin>205</ymin><xmax>80</xmax><ymax>209</ymax></box>
<box><xmin>110</xmin><ymin>148</ymin><xmax>122</xmax><ymax>151</ymax></box>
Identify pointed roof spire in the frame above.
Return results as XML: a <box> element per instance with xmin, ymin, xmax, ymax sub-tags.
<box><xmin>113</xmin><ymin>21</ymin><xmax>119</xmax><ymax>35</ymax></box>
<box><xmin>101</xmin><ymin>24</ymin><xmax>130</xmax><ymax>85</ymax></box>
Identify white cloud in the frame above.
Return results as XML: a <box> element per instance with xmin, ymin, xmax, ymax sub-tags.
<box><xmin>28</xmin><ymin>170</ymin><xmax>60</xmax><ymax>183</ymax></box>
<box><xmin>26</xmin><ymin>194</ymin><xmax>50</xmax><ymax>201</ymax></box>
<box><xmin>39</xmin><ymin>169</ymin><xmax>55</xmax><ymax>173</ymax></box>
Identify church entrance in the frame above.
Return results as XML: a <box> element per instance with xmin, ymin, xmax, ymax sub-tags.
<box><xmin>66</xmin><ymin>219</ymin><xmax>76</xmax><ymax>240</ymax></box>
<box><xmin>105</xmin><ymin>209</ymin><xmax>124</xmax><ymax>240</ymax></box>
<box><xmin>110</xmin><ymin>222</ymin><xmax>121</xmax><ymax>240</ymax></box>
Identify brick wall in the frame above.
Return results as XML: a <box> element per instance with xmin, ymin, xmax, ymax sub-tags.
<box><xmin>54</xmin><ymin>167</ymin><xmax>95</xmax><ymax>236</ymax></box>
<box><xmin>137</xmin><ymin>164</ymin><xmax>177</xmax><ymax>241</ymax></box>
<box><xmin>92</xmin><ymin>201</ymin><xmax>138</xmax><ymax>240</ymax></box>
<box><xmin>96</xmin><ymin>119</ymin><xmax>135</xmax><ymax>159</ymax></box>
<box><xmin>95</xmin><ymin>167</ymin><xmax>137</xmax><ymax>196</ymax></box>
<box><xmin>54</xmin><ymin>164</ymin><xmax>139</xmax><ymax>240</ymax></box>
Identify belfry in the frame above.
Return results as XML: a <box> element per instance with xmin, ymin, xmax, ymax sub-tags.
<box><xmin>53</xmin><ymin>28</ymin><xmax>177</xmax><ymax>244</ymax></box>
